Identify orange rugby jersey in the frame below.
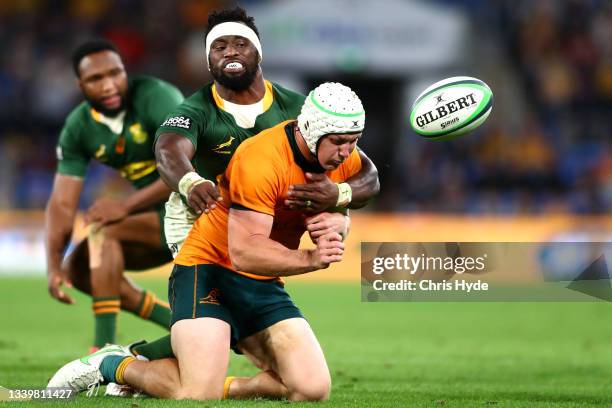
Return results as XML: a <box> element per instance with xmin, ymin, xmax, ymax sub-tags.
<box><xmin>174</xmin><ymin>120</ymin><xmax>362</xmax><ymax>280</ymax></box>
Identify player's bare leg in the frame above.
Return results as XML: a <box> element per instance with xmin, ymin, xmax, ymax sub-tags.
<box><xmin>230</xmin><ymin>317</ymin><xmax>331</xmax><ymax>401</ymax></box>
<box><xmin>61</xmin><ymin>211</ymin><xmax>172</xmax><ymax>348</ymax></box>
<box><xmin>120</xmin><ymin>358</ymin><xmax>181</xmax><ymax>398</ymax></box>
<box><xmin>225</xmin><ymin>369</ymin><xmax>288</xmax><ymax>399</ymax></box>
<box><xmin>120</xmin><ymin>318</ymin><xmax>231</xmax><ymax>399</ymax></box>
<box><xmin>87</xmin><ymin>212</ymin><xmax>167</xmax><ymax>299</ymax></box>
<box><xmin>63</xmin><ymin>239</ymin><xmax>169</xmax><ymax>310</ymax></box>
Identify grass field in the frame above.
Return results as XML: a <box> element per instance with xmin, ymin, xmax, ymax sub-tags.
<box><xmin>2</xmin><ymin>276</ymin><xmax>612</xmax><ymax>407</ymax></box>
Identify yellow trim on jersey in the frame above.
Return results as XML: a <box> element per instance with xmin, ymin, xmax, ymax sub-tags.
<box><xmin>211</xmin><ymin>80</ymin><xmax>275</xmax><ymax>112</ymax></box>
<box><xmin>211</xmin><ymin>84</ymin><xmax>225</xmax><ymax>109</ymax></box>
<box><xmin>262</xmin><ymin>80</ymin><xmax>274</xmax><ymax>111</ymax></box>
<box><xmin>119</xmin><ymin>160</ymin><xmax>157</xmax><ymax>181</ymax></box>
<box><xmin>90</xmin><ymin>108</ymin><xmax>103</xmax><ymax>122</ymax></box>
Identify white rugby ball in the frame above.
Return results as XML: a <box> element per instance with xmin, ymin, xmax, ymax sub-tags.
<box><xmin>410</xmin><ymin>76</ymin><xmax>493</xmax><ymax>141</ymax></box>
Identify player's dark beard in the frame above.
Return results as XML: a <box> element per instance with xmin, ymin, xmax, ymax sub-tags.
<box><xmin>88</xmin><ymin>98</ymin><xmax>126</xmax><ymax>117</ymax></box>
<box><xmin>210</xmin><ymin>63</ymin><xmax>258</xmax><ymax>91</ymax></box>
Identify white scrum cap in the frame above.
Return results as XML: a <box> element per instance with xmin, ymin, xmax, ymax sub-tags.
<box><xmin>205</xmin><ymin>22</ymin><xmax>262</xmax><ymax>69</ymax></box>
<box><xmin>297</xmin><ymin>82</ymin><xmax>365</xmax><ymax>155</ymax></box>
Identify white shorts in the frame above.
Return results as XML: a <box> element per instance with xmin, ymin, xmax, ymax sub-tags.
<box><xmin>164</xmin><ymin>192</ymin><xmax>199</xmax><ymax>258</ymax></box>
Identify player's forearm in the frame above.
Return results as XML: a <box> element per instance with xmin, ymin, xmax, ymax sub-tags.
<box><xmin>230</xmin><ymin>235</ymin><xmax>317</xmax><ymax>277</ymax></box>
<box><xmin>347</xmin><ymin>151</ymin><xmax>380</xmax><ymax>209</ymax></box>
<box><xmin>44</xmin><ymin>201</ymin><xmax>75</xmax><ymax>273</ymax></box>
<box><xmin>156</xmin><ymin>149</ymin><xmax>194</xmax><ymax>192</ymax></box>
<box><xmin>154</xmin><ymin>133</ymin><xmax>197</xmax><ymax>192</ymax></box>
<box><xmin>124</xmin><ymin>179</ymin><xmax>172</xmax><ymax>214</ymax></box>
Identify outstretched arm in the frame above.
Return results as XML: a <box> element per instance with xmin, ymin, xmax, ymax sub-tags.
<box><xmin>155</xmin><ymin>133</ymin><xmax>222</xmax><ymax>214</ymax></box>
<box><xmin>228</xmin><ymin>208</ymin><xmax>344</xmax><ymax>277</ymax></box>
<box><xmin>45</xmin><ymin>174</ymin><xmax>83</xmax><ymax>304</ymax></box>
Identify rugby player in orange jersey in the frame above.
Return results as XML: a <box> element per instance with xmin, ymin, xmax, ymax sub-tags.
<box><xmin>48</xmin><ymin>82</ymin><xmax>373</xmax><ymax>401</ymax></box>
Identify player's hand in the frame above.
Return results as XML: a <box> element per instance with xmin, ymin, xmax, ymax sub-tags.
<box><xmin>84</xmin><ymin>198</ymin><xmax>128</xmax><ymax>226</ymax></box>
<box><xmin>306</xmin><ymin>212</ymin><xmax>349</xmax><ymax>243</ymax></box>
<box><xmin>285</xmin><ymin>173</ymin><xmax>338</xmax><ymax>212</ymax></box>
<box><xmin>310</xmin><ymin>232</ymin><xmax>344</xmax><ymax>269</ymax></box>
<box><xmin>47</xmin><ymin>271</ymin><xmax>74</xmax><ymax>305</ymax></box>
<box><xmin>188</xmin><ymin>181</ymin><xmax>223</xmax><ymax>214</ymax></box>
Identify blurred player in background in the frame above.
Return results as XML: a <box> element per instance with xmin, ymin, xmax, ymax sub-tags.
<box><xmin>44</xmin><ymin>40</ymin><xmax>184</xmax><ymax>351</ymax></box>
<box><xmin>123</xmin><ymin>6</ymin><xmax>379</xmax><ymax>361</ymax></box>
<box><xmin>48</xmin><ymin>82</ymin><xmax>371</xmax><ymax>402</ymax></box>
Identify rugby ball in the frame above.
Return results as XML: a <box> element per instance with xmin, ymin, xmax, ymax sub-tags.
<box><xmin>410</xmin><ymin>76</ymin><xmax>493</xmax><ymax>141</ymax></box>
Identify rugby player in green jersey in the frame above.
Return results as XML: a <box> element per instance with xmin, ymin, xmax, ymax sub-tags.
<box><xmin>157</xmin><ymin>7</ymin><xmax>379</xmax><ymax>257</ymax></box>
<box><xmin>125</xmin><ymin>6</ymin><xmax>379</xmax><ymax>362</ymax></box>
<box><xmin>44</xmin><ymin>40</ymin><xmax>184</xmax><ymax>352</ymax></box>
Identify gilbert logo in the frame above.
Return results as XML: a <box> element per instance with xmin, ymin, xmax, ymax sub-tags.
<box><xmin>415</xmin><ymin>93</ymin><xmax>477</xmax><ymax>128</ymax></box>
<box><xmin>162</xmin><ymin>116</ymin><xmax>191</xmax><ymax>129</ymax></box>
<box><xmin>199</xmin><ymin>288</ymin><xmax>220</xmax><ymax>305</ymax></box>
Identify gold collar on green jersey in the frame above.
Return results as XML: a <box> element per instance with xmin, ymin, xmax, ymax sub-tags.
<box><xmin>211</xmin><ymin>80</ymin><xmax>274</xmax><ymax>112</ymax></box>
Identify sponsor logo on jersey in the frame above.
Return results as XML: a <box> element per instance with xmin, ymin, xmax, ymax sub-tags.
<box><xmin>129</xmin><ymin>123</ymin><xmax>148</xmax><ymax>144</ymax></box>
<box><xmin>94</xmin><ymin>144</ymin><xmax>107</xmax><ymax>159</ymax></box>
<box><xmin>212</xmin><ymin>135</ymin><xmax>235</xmax><ymax>154</ymax></box>
<box><xmin>162</xmin><ymin>116</ymin><xmax>191</xmax><ymax>129</ymax></box>
<box><xmin>120</xmin><ymin>160</ymin><xmax>157</xmax><ymax>181</ymax></box>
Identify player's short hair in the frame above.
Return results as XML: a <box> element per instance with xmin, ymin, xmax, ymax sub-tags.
<box><xmin>72</xmin><ymin>39</ymin><xmax>120</xmax><ymax>77</ymax></box>
<box><xmin>205</xmin><ymin>6</ymin><xmax>260</xmax><ymax>39</ymax></box>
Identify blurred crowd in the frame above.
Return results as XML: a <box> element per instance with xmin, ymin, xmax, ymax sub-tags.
<box><xmin>393</xmin><ymin>0</ymin><xmax>610</xmax><ymax>214</ymax></box>
<box><xmin>0</xmin><ymin>0</ymin><xmax>609</xmax><ymax>214</ymax></box>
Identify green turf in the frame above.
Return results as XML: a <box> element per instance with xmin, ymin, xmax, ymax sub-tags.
<box><xmin>2</xmin><ymin>276</ymin><xmax>612</xmax><ymax>407</ymax></box>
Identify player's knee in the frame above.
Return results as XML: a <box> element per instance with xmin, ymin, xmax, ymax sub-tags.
<box><xmin>290</xmin><ymin>375</ymin><xmax>331</xmax><ymax>401</ymax></box>
<box><xmin>173</xmin><ymin>387</ymin><xmax>223</xmax><ymax>401</ymax></box>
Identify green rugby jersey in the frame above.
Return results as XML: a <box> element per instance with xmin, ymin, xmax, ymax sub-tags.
<box><xmin>56</xmin><ymin>76</ymin><xmax>184</xmax><ymax>189</ymax></box>
<box><xmin>154</xmin><ymin>80</ymin><xmax>305</xmax><ymax>181</ymax></box>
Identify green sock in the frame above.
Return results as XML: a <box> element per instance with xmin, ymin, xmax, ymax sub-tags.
<box><xmin>132</xmin><ymin>335</ymin><xmax>174</xmax><ymax>360</ymax></box>
<box><xmin>100</xmin><ymin>355</ymin><xmax>135</xmax><ymax>384</ymax></box>
<box><xmin>132</xmin><ymin>291</ymin><xmax>171</xmax><ymax>329</ymax></box>
<box><xmin>93</xmin><ymin>296</ymin><xmax>120</xmax><ymax>347</ymax></box>
<box><xmin>99</xmin><ymin>355</ymin><xmax>126</xmax><ymax>383</ymax></box>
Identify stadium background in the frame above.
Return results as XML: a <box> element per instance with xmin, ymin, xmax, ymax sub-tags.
<box><xmin>0</xmin><ymin>0</ymin><xmax>611</xmax><ymax>406</ymax></box>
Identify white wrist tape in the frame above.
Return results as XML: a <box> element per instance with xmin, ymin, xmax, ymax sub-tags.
<box><xmin>336</xmin><ymin>183</ymin><xmax>352</xmax><ymax>207</ymax></box>
<box><xmin>178</xmin><ymin>171</ymin><xmax>212</xmax><ymax>198</ymax></box>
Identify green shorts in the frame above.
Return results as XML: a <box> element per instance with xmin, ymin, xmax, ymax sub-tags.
<box><xmin>168</xmin><ymin>264</ymin><xmax>303</xmax><ymax>347</ymax></box>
